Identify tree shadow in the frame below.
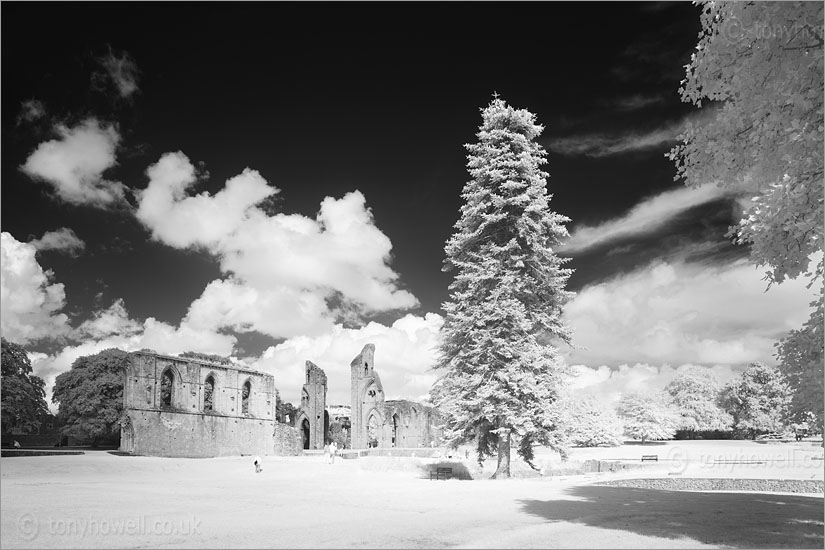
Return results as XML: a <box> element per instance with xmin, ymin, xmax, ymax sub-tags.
<box><xmin>417</xmin><ymin>460</ymin><xmax>474</xmax><ymax>480</ymax></box>
<box><xmin>518</xmin><ymin>485</ymin><xmax>823</xmax><ymax>548</ymax></box>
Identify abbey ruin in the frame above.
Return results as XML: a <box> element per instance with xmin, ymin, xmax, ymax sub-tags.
<box><xmin>120</xmin><ymin>344</ymin><xmax>442</xmax><ymax>457</ymax></box>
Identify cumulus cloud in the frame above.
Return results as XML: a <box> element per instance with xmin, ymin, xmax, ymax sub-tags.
<box><xmin>0</xmin><ymin>232</ymin><xmax>72</xmax><ymax>344</ymax></box>
<box><xmin>567</xmin><ymin>363</ymin><xmax>740</xmax><ymax>408</ymax></box>
<box><xmin>20</xmin><ymin>118</ymin><xmax>126</xmax><ymax>207</ymax></box>
<box><xmin>563</xmin><ymin>257</ymin><xmax>818</xmax><ymax>368</ymax></box>
<box><xmin>136</xmin><ymin>152</ymin><xmax>419</xmax><ymax>339</ymax></box>
<box><xmin>250</xmin><ymin>313</ymin><xmax>444</xmax><ymax>406</ymax></box>
<box><xmin>560</xmin><ymin>184</ymin><xmax>730</xmax><ymax>254</ymax></box>
<box><xmin>95</xmin><ymin>49</ymin><xmax>140</xmax><ymax>99</ymax></box>
<box><xmin>28</xmin><ymin>228</ymin><xmax>85</xmax><ymax>256</ymax></box>
<box><xmin>32</xmin><ymin>299</ymin><xmax>237</xmax><ymax>412</ymax></box>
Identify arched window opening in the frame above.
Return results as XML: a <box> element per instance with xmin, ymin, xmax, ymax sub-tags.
<box><xmin>392</xmin><ymin>413</ymin><xmax>400</xmax><ymax>447</ymax></box>
<box><xmin>204</xmin><ymin>375</ymin><xmax>215</xmax><ymax>412</ymax></box>
<box><xmin>368</xmin><ymin>414</ymin><xmax>380</xmax><ymax>448</ymax></box>
<box><xmin>242</xmin><ymin>380</ymin><xmax>251</xmax><ymax>415</ymax></box>
<box><xmin>160</xmin><ymin>369</ymin><xmax>174</xmax><ymax>407</ymax></box>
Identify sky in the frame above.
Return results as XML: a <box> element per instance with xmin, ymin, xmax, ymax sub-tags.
<box><xmin>1</xmin><ymin>2</ymin><xmax>818</xmax><ymax>411</ymax></box>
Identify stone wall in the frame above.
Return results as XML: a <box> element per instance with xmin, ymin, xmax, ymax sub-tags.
<box><xmin>273</xmin><ymin>423</ymin><xmax>303</xmax><ymax>456</ymax></box>
<box><xmin>121</xmin><ymin>351</ymin><xmax>279</xmax><ymax>458</ymax></box>
<box><xmin>125</xmin><ymin>409</ymin><xmax>275</xmax><ymax>458</ymax></box>
<box><xmin>296</xmin><ymin>361</ymin><xmax>327</xmax><ymax>450</ymax></box>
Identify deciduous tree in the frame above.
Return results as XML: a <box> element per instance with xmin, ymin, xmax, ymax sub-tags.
<box><xmin>52</xmin><ymin>348</ymin><xmax>130</xmax><ymax>446</ymax></box>
<box><xmin>1</xmin><ymin>338</ymin><xmax>49</xmax><ymax>437</ymax></box>
<box><xmin>616</xmin><ymin>392</ymin><xmax>681</xmax><ymax>443</ymax></box>
<box><xmin>669</xmin><ymin>1</ymin><xmax>823</xmax><ymax>441</ymax></box>
<box><xmin>670</xmin><ymin>1</ymin><xmax>823</xmax><ymax>286</ymax></box>
<box><xmin>719</xmin><ymin>362</ymin><xmax>791</xmax><ymax>439</ymax></box>
<box><xmin>431</xmin><ymin>96</ymin><xmax>574</xmax><ymax>478</ymax></box>
<box><xmin>665</xmin><ymin>366</ymin><xmax>733</xmax><ymax>434</ymax></box>
<box><xmin>564</xmin><ymin>396</ymin><xmax>624</xmax><ymax>447</ymax></box>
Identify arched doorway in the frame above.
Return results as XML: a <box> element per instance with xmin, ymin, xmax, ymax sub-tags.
<box><xmin>120</xmin><ymin>417</ymin><xmax>134</xmax><ymax>454</ymax></box>
<box><xmin>301</xmin><ymin>418</ymin><xmax>310</xmax><ymax>450</ymax></box>
<box><xmin>367</xmin><ymin>413</ymin><xmax>380</xmax><ymax>448</ymax></box>
<box><xmin>324</xmin><ymin>410</ymin><xmax>330</xmax><ymax>445</ymax></box>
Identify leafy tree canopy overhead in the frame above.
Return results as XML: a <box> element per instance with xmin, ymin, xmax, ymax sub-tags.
<box><xmin>670</xmin><ymin>1</ymin><xmax>823</xmax><ymax>287</ymax></box>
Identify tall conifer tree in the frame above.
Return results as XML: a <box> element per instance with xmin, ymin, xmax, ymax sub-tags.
<box><xmin>432</xmin><ymin>96</ymin><xmax>574</xmax><ymax>478</ymax></box>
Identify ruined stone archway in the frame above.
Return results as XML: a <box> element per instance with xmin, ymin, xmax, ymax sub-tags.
<box><xmin>301</xmin><ymin>417</ymin><xmax>310</xmax><ymax>450</ymax></box>
<box><xmin>367</xmin><ymin>412</ymin><xmax>380</xmax><ymax>448</ymax></box>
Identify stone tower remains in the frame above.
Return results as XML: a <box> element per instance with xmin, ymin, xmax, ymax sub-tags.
<box><xmin>297</xmin><ymin>361</ymin><xmax>327</xmax><ymax>450</ymax></box>
<box><xmin>350</xmin><ymin>344</ymin><xmax>385</xmax><ymax>449</ymax></box>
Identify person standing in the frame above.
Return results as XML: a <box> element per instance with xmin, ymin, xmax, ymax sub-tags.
<box><xmin>253</xmin><ymin>455</ymin><xmax>262</xmax><ymax>473</ymax></box>
<box><xmin>328</xmin><ymin>441</ymin><xmax>337</xmax><ymax>464</ymax></box>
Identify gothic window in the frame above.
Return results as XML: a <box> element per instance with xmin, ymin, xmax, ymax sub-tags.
<box><xmin>204</xmin><ymin>375</ymin><xmax>215</xmax><ymax>412</ymax></box>
<box><xmin>160</xmin><ymin>369</ymin><xmax>174</xmax><ymax>407</ymax></box>
<box><xmin>367</xmin><ymin>414</ymin><xmax>379</xmax><ymax>448</ymax></box>
<box><xmin>242</xmin><ymin>380</ymin><xmax>251</xmax><ymax>415</ymax></box>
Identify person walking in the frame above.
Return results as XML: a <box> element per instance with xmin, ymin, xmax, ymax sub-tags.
<box><xmin>253</xmin><ymin>455</ymin><xmax>262</xmax><ymax>473</ymax></box>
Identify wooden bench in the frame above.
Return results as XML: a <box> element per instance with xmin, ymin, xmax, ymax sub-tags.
<box><xmin>641</xmin><ymin>455</ymin><xmax>658</xmax><ymax>462</ymax></box>
<box><xmin>430</xmin><ymin>467</ymin><xmax>452</xmax><ymax>480</ymax></box>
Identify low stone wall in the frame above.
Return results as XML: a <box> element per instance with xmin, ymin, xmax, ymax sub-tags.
<box><xmin>1</xmin><ymin>450</ymin><xmax>85</xmax><ymax>457</ymax></box>
<box><xmin>126</xmin><ymin>409</ymin><xmax>275</xmax><ymax>458</ymax></box>
<box><xmin>273</xmin><ymin>423</ymin><xmax>302</xmax><ymax>456</ymax></box>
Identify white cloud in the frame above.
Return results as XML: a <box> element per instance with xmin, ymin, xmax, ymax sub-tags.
<box><xmin>250</xmin><ymin>313</ymin><xmax>444</xmax><ymax>406</ymax></box>
<box><xmin>0</xmin><ymin>232</ymin><xmax>72</xmax><ymax>344</ymax></box>
<box><xmin>563</xmin><ymin>257</ymin><xmax>818</xmax><ymax>368</ymax></box>
<box><xmin>136</xmin><ymin>152</ymin><xmax>419</xmax><ymax>339</ymax></box>
<box><xmin>29</xmin><ymin>228</ymin><xmax>85</xmax><ymax>256</ymax></box>
<box><xmin>32</xmin><ymin>299</ymin><xmax>237</xmax><ymax>412</ymax></box>
<box><xmin>96</xmin><ymin>49</ymin><xmax>140</xmax><ymax>99</ymax></box>
<box><xmin>560</xmin><ymin>184</ymin><xmax>730</xmax><ymax>254</ymax></box>
<box><xmin>549</xmin><ymin>120</ymin><xmax>682</xmax><ymax>158</ymax></box>
<box><xmin>567</xmin><ymin>363</ymin><xmax>741</xmax><ymax>408</ymax></box>
<box><xmin>20</xmin><ymin>118</ymin><xmax>126</xmax><ymax>207</ymax></box>
<box><xmin>137</xmin><ymin>152</ymin><xmax>275</xmax><ymax>248</ymax></box>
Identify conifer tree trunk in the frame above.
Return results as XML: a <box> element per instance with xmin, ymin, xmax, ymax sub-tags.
<box><xmin>492</xmin><ymin>428</ymin><xmax>511</xmax><ymax>479</ymax></box>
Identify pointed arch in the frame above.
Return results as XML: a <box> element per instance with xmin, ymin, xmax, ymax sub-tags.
<box><xmin>160</xmin><ymin>367</ymin><xmax>177</xmax><ymax>408</ymax></box>
<box><xmin>241</xmin><ymin>378</ymin><xmax>252</xmax><ymax>415</ymax></box>
<box><xmin>204</xmin><ymin>373</ymin><xmax>216</xmax><ymax>412</ymax></box>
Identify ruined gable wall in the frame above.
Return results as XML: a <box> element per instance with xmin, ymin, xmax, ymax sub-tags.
<box><xmin>122</xmin><ymin>351</ymin><xmax>280</xmax><ymax>457</ymax></box>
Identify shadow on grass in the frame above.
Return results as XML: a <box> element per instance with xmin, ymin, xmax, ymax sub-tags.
<box><xmin>622</xmin><ymin>440</ymin><xmax>669</xmax><ymax>446</ymax></box>
<box><xmin>518</xmin><ymin>485</ymin><xmax>824</xmax><ymax>548</ymax></box>
<box><xmin>418</xmin><ymin>460</ymin><xmax>474</xmax><ymax>480</ymax></box>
